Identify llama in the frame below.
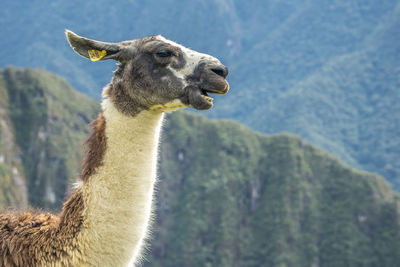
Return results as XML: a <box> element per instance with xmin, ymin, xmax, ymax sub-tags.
<box><xmin>0</xmin><ymin>30</ymin><xmax>229</xmax><ymax>267</ymax></box>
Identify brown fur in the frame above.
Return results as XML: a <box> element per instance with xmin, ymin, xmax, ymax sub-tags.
<box><xmin>80</xmin><ymin>113</ymin><xmax>107</xmax><ymax>182</ymax></box>
<box><xmin>0</xmin><ymin>190</ymin><xmax>84</xmax><ymax>266</ymax></box>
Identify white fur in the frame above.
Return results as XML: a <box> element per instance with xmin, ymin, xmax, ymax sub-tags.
<box><xmin>75</xmin><ymin>99</ymin><xmax>164</xmax><ymax>266</ymax></box>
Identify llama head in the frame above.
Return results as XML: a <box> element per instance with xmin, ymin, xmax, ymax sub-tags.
<box><xmin>66</xmin><ymin>30</ymin><xmax>229</xmax><ymax>115</ymax></box>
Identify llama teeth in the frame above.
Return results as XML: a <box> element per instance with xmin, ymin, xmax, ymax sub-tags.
<box><xmin>202</xmin><ymin>95</ymin><xmax>214</xmax><ymax>102</ymax></box>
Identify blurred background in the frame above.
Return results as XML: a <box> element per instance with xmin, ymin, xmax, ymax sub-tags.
<box><xmin>0</xmin><ymin>0</ymin><xmax>399</xmax><ymax>266</ymax></box>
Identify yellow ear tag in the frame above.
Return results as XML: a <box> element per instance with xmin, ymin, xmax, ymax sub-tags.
<box><xmin>88</xmin><ymin>49</ymin><xmax>107</xmax><ymax>61</ymax></box>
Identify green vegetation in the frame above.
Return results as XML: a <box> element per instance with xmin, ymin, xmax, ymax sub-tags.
<box><xmin>0</xmin><ymin>162</ymin><xmax>14</xmax><ymax>207</ymax></box>
<box><xmin>1</xmin><ymin>67</ymin><xmax>100</xmax><ymax>209</ymax></box>
<box><xmin>143</xmin><ymin>112</ymin><xmax>400</xmax><ymax>267</ymax></box>
<box><xmin>210</xmin><ymin>1</ymin><xmax>400</xmax><ymax>191</ymax></box>
<box><xmin>0</xmin><ymin>68</ymin><xmax>399</xmax><ymax>266</ymax></box>
<box><xmin>242</xmin><ymin>33</ymin><xmax>400</xmax><ymax>190</ymax></box>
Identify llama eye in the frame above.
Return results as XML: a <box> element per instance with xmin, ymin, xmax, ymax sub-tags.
<box><xmin>155</xmin><ymin>50</ymin><xmax>174</xmax><ymax>58</ymax></box>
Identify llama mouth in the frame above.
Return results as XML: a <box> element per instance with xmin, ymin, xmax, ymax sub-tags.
<box><xmin>200</xmin><ymin>89</ymin><xmax>214</xmax><ymax>103</ymax></box>
<box><xmin>200</xmin><ymin>83</ymin><xmax>230</xmax><ymax>103</ymax></box>
<box><xmin>186</xmin><ymin>82</ymin><xmax>229</xmax><ymax>110</ymax></box>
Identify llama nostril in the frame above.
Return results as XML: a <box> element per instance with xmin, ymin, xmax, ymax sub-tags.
<box><xmin>211</xmin><ymin>66</ymin><xmax>228</xmax><ymax>78</ymax></box>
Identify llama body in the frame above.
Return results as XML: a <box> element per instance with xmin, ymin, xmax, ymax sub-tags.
<box><xmin>0</xmin><ymin>31</ymin><xmax>228</xmax><ymax>266</ymax></box>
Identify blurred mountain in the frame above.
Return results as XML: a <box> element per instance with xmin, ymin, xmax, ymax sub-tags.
<box><xmin>0</xmin><ymin>68</ymin><xmax>399</xmax><ymax>266</ymax></box>
<box><xmin>226</xmin><ymin>1</ymin><xmax>400</xmax><ymax>190</ymax></box>
<box><xmin>1</xmin><ymin>0</ymin><xmax>398</xmax><ymax>190</ymax></box>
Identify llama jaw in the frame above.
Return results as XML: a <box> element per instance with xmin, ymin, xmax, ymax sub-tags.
<box><xmin>187</xmin><ymin>85</ymin><xmax>227</xmax><ymax>110</ymax></box>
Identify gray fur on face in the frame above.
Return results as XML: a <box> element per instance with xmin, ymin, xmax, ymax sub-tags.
<box><xmin>66</xmin><ymin>30</ymin><xmax>229</xmax><ymax>116</ymax></box>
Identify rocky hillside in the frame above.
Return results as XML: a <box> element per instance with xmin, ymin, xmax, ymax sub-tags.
<box><xmin>0</xmin><ymin>68</ymin><xmax>399</xmax><ymax>266</ymax></box>
<box><xmin>0</xmin><ymin>72</ymin><xmax>27</xmax><ymax>208</ymax></box>
<box><xmin>148</xmin><ymin>112</ymin><xmax>400</xmax><ymax>267</ymax></box>
<box><xmin>0</xmin><ymin>67</ymin><xmax>99</xmax><ymax>209</ymax></box>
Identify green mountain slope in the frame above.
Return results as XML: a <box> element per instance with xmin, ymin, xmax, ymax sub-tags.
<box><xmin>214</xmin><ymin>1</ymin><xmax>400</xmax><ymax>191</ymax></box>
<box><xmin>147</xmin><ymin>112</ymin><xmax>400</xmax><ymax>267</ymax></box>
<box><xmin>247</xmin><ymin>8</ymin><xmax>400</xmax><ymax>190</ymax></box>
<box><xmin>0</xmin><ymin>75</ymin><xmax>27</xmax><ymax>208</ymax></box>
<box><xmin>0</xmin><ymin>68</ymin><xmax>399</xmax><ymax>266</ymax></box>
<box><xmin>0</xmin><ymin>67</ymin><xmax>100</xmax><ymax>209</ymax></box>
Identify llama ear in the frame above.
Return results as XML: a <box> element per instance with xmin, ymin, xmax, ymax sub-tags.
<box><xmin>65</xmin><ymin>30</ymin><xmax>124</xmax><ymax>62</ymax></box>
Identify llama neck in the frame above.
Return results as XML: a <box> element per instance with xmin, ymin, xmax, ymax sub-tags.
<box><xmin>79</xmin><ymin>99</ymin><xmax>164</xmax><ymax>266</ymax></box>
